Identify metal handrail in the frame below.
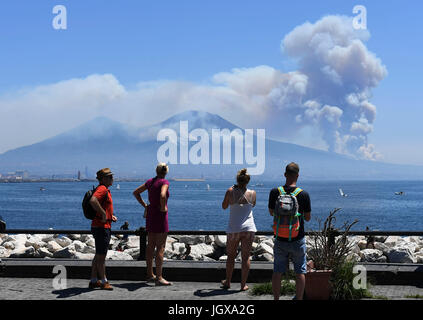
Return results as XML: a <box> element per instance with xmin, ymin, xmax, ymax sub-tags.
<box><xmin>4</xmin><ymin>229</ymin><xmax>423</xmax><ymax>236</ymax></box>
<box><xmin>3</xmin><ymin>228</ymin><xmax>423</xmax><ymax>261</ymax></box>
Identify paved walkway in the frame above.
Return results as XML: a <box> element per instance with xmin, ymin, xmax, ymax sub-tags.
<box><xmin>1</xmin><ymin>278</ymin><xmax>423</xmax><ymax>300</ymax></box>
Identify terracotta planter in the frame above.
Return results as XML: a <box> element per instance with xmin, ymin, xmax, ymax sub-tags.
<box><xmin>305</xmin><ymin>270</ymin><xmax>333</xmax><ymax>300</ymax></box>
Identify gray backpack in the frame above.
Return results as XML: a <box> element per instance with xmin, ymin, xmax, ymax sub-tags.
<box><xmin>273</xmin><ymin>187</ymin><xmax>303</xmax><ymax>241</ymax></box>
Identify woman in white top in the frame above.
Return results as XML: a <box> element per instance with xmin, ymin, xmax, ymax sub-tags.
<box><xmin>221</xmin><ymin>168</ymin><xmax>257</xmax><ymax>291</ymax></box>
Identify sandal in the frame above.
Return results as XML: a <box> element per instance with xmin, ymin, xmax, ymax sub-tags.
<box><xmin>240</xmin><ymin>285</ymin><xmax>249</xmax><ymax>291</ymax></box>
<box><xmin>146</xmin><ymin>275</ymin><xmax>156</xmax><ymax>283</ymax></box>
<box><xmin>155</xmin><ymin>278</ymin><xmax>172</xmax><ymax>286</ymax></box>
<box><xmin>220</xmin><ymin>280</ymin><xmax>230</xmax><ymax>289</ymax></box>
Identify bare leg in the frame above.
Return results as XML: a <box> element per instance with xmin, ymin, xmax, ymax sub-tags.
<box><xmin>95</xmin><ymin>254</ymin><xmax>106</xmax><ymax>280</ymax></box>
<box><xmin>295</xmin><ymin>274</ymin><xmax>306</xmax><ymax>300</ymax></box>
<box><xmin>272</xmin><ymin>272</ymin><xmax>282</xmax><ymax>300</ymax></box>
<box><xmin>223</xmin><ymin>234</ymin><xmax>239</xmax><ymax>288</ymax></box>
<box><xmin>91</xmin><ymin>255</ymin><xmax>98</xmax><ymax>279</ymax></box>
<box><xmin>146</xmin><ymin>232</ymin><xmax>157</xmax><ymax>279</ymax></box>
<box><xmin>240</xmin><ymin>233</ymin><xmax>253</xmax><ymax>291</ymax></box>
<box><xmin>155</xmin><ymin>233</ymin><xmax>170</xmax><ymax>284</ymax></box>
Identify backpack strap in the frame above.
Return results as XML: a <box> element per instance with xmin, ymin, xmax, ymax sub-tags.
<box><xmin>291</xmin><ymin>187</ymin><xmax>303</xmax><ymax>197</ymax></box>
<box><xmin>278</xmin><ymin>186</ymin><xmax>286</xmax><ymax>195</ymax></box>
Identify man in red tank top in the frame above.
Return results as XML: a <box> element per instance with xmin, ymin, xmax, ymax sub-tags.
<box><xmin>88</xmin><ymin>168</ymin><xmax>117</xmax><ymax>290</ymax></box>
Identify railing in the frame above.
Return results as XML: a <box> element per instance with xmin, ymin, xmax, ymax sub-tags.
<box><xmin>3</xmin><ymin>228</ymin><xmax>423</xmax><ymax>261</ymax></box>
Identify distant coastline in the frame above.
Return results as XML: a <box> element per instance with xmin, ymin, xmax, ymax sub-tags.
<box><xmin>0</xmin><ymin>178</ymin><xmax>147</xmax><ymax>183</ymax></box>
<box><xmin>171</xmin><ymin>178</ymin><xmax>206</xmax><ymax>182</ymax></box>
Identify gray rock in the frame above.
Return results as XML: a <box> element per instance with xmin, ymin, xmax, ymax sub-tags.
<box><xmin>125</xmin><ymin>236</ymin><xmax>139</xmax><ymax>249</ymax></box>
<box><xmin>384</xmin><ymin>236</ymin><xmax>404</xmax><ymax>248</ymax></box>
<box><xmin>53</xmin><ymin>246</ymin><xmax>76</xmax><ymax>259</ymax></box>
<box><xmin>3</xmin><ymin>241</ymin><xmax>15</xmax><ymax>250</ymax></box>
<box><xmin>86</xmin><ymin>238</ymin><xmax>95</xmax><ymax>248</ymax></box>
<box><xmin>25</xmin><ymin>237</ymin><xmax>46</xmax><ymax>250</ymax></box>
<box><xmin>124</xmin><ymin>248</ymin><xmax>140</xmax><ymax>259</ymax></box>
<box><xmin>35</xmin><ymin>247</ymin><xmax>53</xmax><ymax>258</ymax></box>
<box><xmin>172</xmin><ymin>242</ymin><xmax>186</xmax><ymax>254</ymax></box>
<box><xmin>359</xmin><ymin>249</ymin><xmax>386</xmax><ymax>263</ymax></box>
<box><xmin>254</xmin><ymin>242</ymin><xmax>273</xmax><ymax>256</ymax></box>
<box><xmin>10</xmin><ymin>246</ymin><xmax>35</xmax><ymax>258</ymax></box>
<box><xmin>254</xmin><ymin>253</ymin><xmax>274</xmax><ymax>262</ymax></box>
<box><xmin>55</xmin><ymin>236</ymin><xmax>73</xmax><ymax>248</ymax></box>
<box><xmin>73</xmin><ymin>240</ymin><xmax>87</xmax><ymax>253</ymax></box>
<box><xmin>82</xmin><ymin>245</ymin><xmax>96</xmax><ymax>254</ymax></box>
<box><xmin>386</xmin><ymin>247</ymin><xmax>417</xmax><ymax>263</ymax></box>
<box><xmin>74</xmin><ymin>252</ymin><xmax>95</xmax><ymax>260</ymax></box>
<box><xmin>188</xmin><ymin>243</ymin><xmax>214</xmax><ymax>260</ymax></box>
<box><xmin>67</xmin><ymin>234</ymin><xmax>81</xmax><ymax>241</ymax></box>
<box><xmin>373</xmin><ymin>242</ymin><xmax>391</xmax><ymax>255</ymax></box>
<box><xmin>41</xmin><ymin>235</ymin><xmax>55</xmax><ymax>243</ymax></box>
<box><xmin>47</xmin><ymin>241</ymin><xmax>62</xmax><ymax>253</ymax></box>
<box><xmin>177</xmin><ymin>236</ymin><xmax>205</xmax><ymax>246</ymax></box>
<box><xmin>205</xmin><ymin>235</ymin><xmax>214</xmax><ymax>245</ymax></box>
<box><xmin>214</xmin><ymin>235</ymin><xmax>227</xmax><ymax>248</ymax></box>
<box><xmin>106</xmin><ymin>251</ymin><xmax>133</xmax><ymax>260</ymax></box>
<box><xmin>0</xmin><ymin>246</ymin><xmax>11</xmax><ymax>258</ymax></box>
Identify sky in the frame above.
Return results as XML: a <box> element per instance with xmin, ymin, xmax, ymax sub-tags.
<box><xmin>0</xmin><ymin>0</ymin><xmax>422</xmax><ymax>165</ymax></box>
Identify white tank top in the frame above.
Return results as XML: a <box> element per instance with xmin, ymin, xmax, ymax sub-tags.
<box><xmin>227</xmin><ymin>188</ymin><xmax>257</xmax><ymax>233</ymax></box>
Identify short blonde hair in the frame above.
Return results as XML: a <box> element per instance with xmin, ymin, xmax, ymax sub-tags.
<box><xmin>156</xmin><ymin>163</ymin><xmax>169</xmax><ymax>175</ymax></box>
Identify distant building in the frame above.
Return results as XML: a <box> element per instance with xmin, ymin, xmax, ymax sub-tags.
<box><xmin>15</xmin><ymin>170</ymin><xmax>29</xmax><ymax>179</ymax></box>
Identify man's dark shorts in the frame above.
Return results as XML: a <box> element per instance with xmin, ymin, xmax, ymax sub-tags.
<box><xmin>91</xmin><ymin>227</ymin><xmax>111</xmax><ymax>255</ymax></box>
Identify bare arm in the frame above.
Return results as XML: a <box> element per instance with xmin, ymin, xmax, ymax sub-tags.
<box><xmin>222</xmin><ymin>188</ymin><xmax>232</xmax><ymax>210</ymax></box>
<box><xmin>89</xmin><ymin>197</ymin><xmax>107</xmax><ymax>223</ymax></box>
<box><xmin>268</xmin><ymin>208</ymin><xmax>274</xmax><ymax>216</ymax></box>
<box><xmin>133</xmin><ymin>184</ymin><xmax>148</xmax><ymax>208</ymax></box>
<box><xmin>251</xmin><ymin>190</ymin><xmax>256</xmax><ymax>207</ymax></box>
<box><xmin>160</xmin><ymin>184</ymin><xmax>169</xmax><ymax>212</ymax></box>
<box><xmin>304</xmin><ymin>211</ymin><xmax>311</xmax><ymax>222</ymax></box>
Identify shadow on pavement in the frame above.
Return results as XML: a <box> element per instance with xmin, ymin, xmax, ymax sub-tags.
<box><xmin>113</xmin><ymin>282</ymin><xmax>150</xmax><ymax>291</ymax></box>
<box><xmin>52</xmin><ymin>287</ymin><xmax>93</xmax><ymax>299</ymax></box>
<box><xmin>193</xmin><ymin>288</ymin><xmax>243</xmax><ymax>298</ymax></box>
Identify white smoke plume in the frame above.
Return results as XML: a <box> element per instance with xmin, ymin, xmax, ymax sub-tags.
<box><xmin>209</xmin><ymin>15</ymin><xmax>387</xmax><ymax>160</ymax></box>
<box><xmin>0</xmin><ymin>15</ymin><xmax>387</xmax><ymax>161</ymax></box>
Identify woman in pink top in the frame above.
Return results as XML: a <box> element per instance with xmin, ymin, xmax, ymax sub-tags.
<box><xmin>133</xmin><ymin>163</ymin><xmax>171</xmax><ymax>286</ymax></box>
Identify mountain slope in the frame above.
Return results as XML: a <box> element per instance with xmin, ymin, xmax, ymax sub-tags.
<box><xmin>0</xmin><ymin>110</ymin><xmax>422</xmax><ymax>179</ymax></box>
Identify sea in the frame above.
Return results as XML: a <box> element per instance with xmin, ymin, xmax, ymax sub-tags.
<box><xmin>0</xmin><ymin>180</ymin><xmax>422</xmax><ymax>232</ymax></box>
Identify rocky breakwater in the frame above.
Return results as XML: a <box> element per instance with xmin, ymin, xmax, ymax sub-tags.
<box><xmin>1</xmin><ymin>233</ymin><xmax>423</xmax><ymax>264</ymax></box>
<box><xmin>348</xmin><ymin>235</ymin><xmax>423</xmax><ymax>264</ymax></box>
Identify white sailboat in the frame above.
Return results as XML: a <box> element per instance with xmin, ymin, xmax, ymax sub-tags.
<box><xmin>206</xmin><ymin>184</ymin><xmax>210</xmax><ymax>191</ymax></box>
<box><xmin>339</xmin><ymin>188</ymin><xmax>347</xmax><ymax>197</ymax></box>
<box><xmin>116</xmin><ymin>184</ymin><xmax>120</xmax><ymax>190</ymax></box>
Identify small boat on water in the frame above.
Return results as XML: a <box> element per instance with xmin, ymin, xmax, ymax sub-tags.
<box><xmin>206</xmin><ymin>184</ymin><xmax>210</xmax><ymax>191</ymax></box>
<box><xmin>339</xmin><ymin>188</ymin><xmax>347</xmax><ymax>197</ymax></box>
<box><xmin>40</xmin><ymin>187</ymin><xmax>46</xmax><ymax>191</ymax></box>
<box><xmin>116</xmin><ymin>184</ymin><xmax>120</xmax><ymax>190</ymax></box>
<box><xmin>395</xmin><ymin>191</ymin><xmax>404</xmax><ymax>195</ymax></box>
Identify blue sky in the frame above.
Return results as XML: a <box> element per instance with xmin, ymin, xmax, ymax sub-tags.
<box><xmin>0</xmin><ymin>0</ymin><xmax>422</xmax><ymax>165</ymax></box>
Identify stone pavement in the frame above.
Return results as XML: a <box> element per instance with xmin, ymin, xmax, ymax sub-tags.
<box><xmin>1</xmin><ymin>277</ymin><xmax>423</xmax><ymax>300</ymax></box>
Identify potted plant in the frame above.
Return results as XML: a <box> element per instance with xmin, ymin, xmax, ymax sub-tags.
<box><xmin>305</xmin><ymin>208</ymin><xmax>358</xmax><ymax>300</ymax></box>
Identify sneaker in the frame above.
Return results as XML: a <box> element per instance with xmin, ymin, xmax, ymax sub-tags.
<box><xmin>100</xmin><ymin>281</ymin><xmax>114</xmax><ymax>290</ymax></box>
<box><xmin>88</xmin><ymin>280</ymin><xmax>101</xmax><ymax>289</ymax></box>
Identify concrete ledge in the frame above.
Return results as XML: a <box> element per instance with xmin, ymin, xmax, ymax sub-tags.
<box><xmin>1</xmin><ymin>259</ymin><xmax>423</xmax><ymax>286</ymax></box>
<box><xmin>0</xmin><ymin>259</ymin><xmax>273</xmax><ymax>282</ymax></box>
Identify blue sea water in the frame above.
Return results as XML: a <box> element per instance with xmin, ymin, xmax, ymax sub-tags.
<box><xmin>0</xmin><ymin>180</ymin><xmax>422</xmax><ymax>232</ymax></box>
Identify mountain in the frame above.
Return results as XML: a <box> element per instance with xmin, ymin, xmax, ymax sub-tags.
<box><xmin>1</xmin><ymin>110</ymin><xmax>423</xmax><ymax>180</ymax></box>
